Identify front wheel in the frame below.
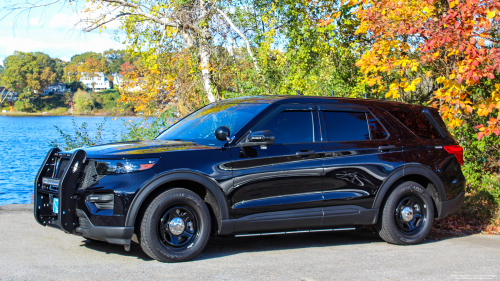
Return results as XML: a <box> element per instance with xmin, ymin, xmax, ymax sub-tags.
<box><xmin>140</xmin><ymin>188</ymin><xmax>211</xmax><ymax>262</ymax></box>
<box><xmin>377</xmin><ymin>181</ymin><xmax>434</xmax><ymax>245</ymax></box>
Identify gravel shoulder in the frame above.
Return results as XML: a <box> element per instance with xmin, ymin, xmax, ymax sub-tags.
<box><xmin>1</xmin><ymin>204</ymin><xmax>499</xmax><ymax>281</ymax></box>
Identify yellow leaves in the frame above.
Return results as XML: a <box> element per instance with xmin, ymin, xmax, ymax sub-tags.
<box><xmin>367</xmin><ymin>78</ymin><xmax>378</xmax><ymax>86</ymax></box>
<box><xmin>449</xmin><ymin>73</ymin><xmax>456</xmax><ymax>79</ymax></box>
<box><xmin>487</xmin><ymin>10</ymin><xmax>496</xmax><ymax>19</ymax></box>
<box><xmin>449</xmin><ymin>0</ymin><xmax>459</xmax><ymax>8</ymax></box>
<box><xmin>423</xmin><ymin>7</ymin><xmax>433</xmax><ymax>14</ymax></box>
<box><xmin>386</xmin><ymin>83</ymin><xmax>400</xmax><ymax>99</ymax></box>
<box><xmin>432</xmin><ymin>51</ymin><xmax>440</xmax><ymax>59</ymax></box>
<box><xmin>436</xmin><ymin>76</ymin><xmax>447</xmax><ymax>83</ymax></box>
<box><xmin>426</xmin><ymin>71</ymin><xmax>432</xmax><ymax>77</ymax></box>
<box><xmin>448</xmin><ymin>118</ymin><xmax>463</xmax><ymax>129</ymax></box>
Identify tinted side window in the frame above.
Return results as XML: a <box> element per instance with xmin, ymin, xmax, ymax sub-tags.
<box><xmin>429</xmin><ymin>109</ymin><xmax>452</xmax><ymax>139</ymax></box>
<box><xmin>389</xmin><ymin>110</ymin><xmax>441</xmax><ymax>139</ymax></box>
<box><xmin>323</xmin><ymin>111</ymin><xmax>370</xmax><ymax>141</ymax></box>
<box><xmin>367</xmin><ymin>113</ymin><xmax>388</xmax><ymax>140</ymax></box>
<box><xmin>257</xmin><ymin>111</ymin><xmax>314</xmax><ymax>144</ymax></box>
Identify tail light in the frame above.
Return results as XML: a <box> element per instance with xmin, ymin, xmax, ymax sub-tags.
<box><xmin>444</xmin><ymin>145</ymin><xmax>464</xmax><ymax>166</ymax></box>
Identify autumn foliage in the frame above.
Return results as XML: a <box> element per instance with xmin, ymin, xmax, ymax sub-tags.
<box><xmin>350</xmin><ymin>0</ymin><xmax>500</xmax><ymax>139</ymax></box>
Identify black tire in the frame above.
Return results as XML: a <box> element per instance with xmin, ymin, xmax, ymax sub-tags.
<box><xmin>377</xmin><ymin>181</ymin><xmax>434</xmax><ymax>245</ymax></box>
<box><xmin>140</xmin><ymin>188</ymin><xmax>211</xmax><ymax>262</ymax></box>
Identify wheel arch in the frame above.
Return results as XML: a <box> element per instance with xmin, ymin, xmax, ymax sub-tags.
<box><xmin>372</xmin><ymin>164</ymin><xmax>447</xmax><ymax>218</ymax></box>
<box><xmin>125</xmin><ymin>170</ymin><xmax>230</xmax><ymax>234</ymax></box>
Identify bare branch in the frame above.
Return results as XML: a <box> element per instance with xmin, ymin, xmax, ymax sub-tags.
<box><xmin>103</xmin><ymin>0</ymin><xmax>179</xmax><ymax>28</ymax></box>
<box><xmin>215</xmin><ymin>7</ymin><xmax>269</xmax><ymax>93</ymax></box>
<box><xmin>82</xmin><ymin>12</ymin><xmax>131</xmax><ymax>32</ymax></box>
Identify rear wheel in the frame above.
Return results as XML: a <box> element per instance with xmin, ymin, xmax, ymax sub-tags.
<box><xmin>377</xmin><ymin>181</ymin><xmax>434</xmax><ymax>245</ymax></box>
<box><xmin>140</xmin><ymin>188</ymin><xmax>211</xmax><ymax>262</ymax></box>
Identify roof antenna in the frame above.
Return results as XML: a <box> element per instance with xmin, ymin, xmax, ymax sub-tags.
<box><xmin>296</xmin><ymin>90</ymin><xmax>301</xmax><ymax>95</ymax></box>
<box><xmin>364</xmin><ymin>93</ymin><xmax>367</xmax><ymax>99</ymax></box>
<box><xmin>331</xmin><ymin>91</ymin><xmax>335</xmax><ymax>97</ymax></box>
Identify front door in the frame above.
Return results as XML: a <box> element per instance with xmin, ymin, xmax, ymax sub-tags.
<box><xmin>228</xmin><ymin>105</ymin><xmax>324</xmax><ymax>232</ymax></box>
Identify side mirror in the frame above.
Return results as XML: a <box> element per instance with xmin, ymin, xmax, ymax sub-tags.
<box><xmin>215</xmin><ymin>126</ymin><xmax>231</xmax><ymax>141</ymax></box>
<box><xmin>240</xmin><ymin>130</ymin><xmax>275</xmax><ymax>147</ymax></box>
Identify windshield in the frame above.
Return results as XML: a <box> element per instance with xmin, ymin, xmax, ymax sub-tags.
<box><xmin>157</xmin><ymin>102</ymin><xmax>269</xmax><ymax>146</ymax></box>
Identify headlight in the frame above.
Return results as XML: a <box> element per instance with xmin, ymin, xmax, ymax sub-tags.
<box><xmin>95</xmin><ymin>158</ymin><xmax>158</xmax><ymax>175</ymax></box>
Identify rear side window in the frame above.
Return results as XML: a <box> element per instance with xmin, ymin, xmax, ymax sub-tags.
<box><xmin>367</xmin><ymin>113</ymin><xmax>388</xmax><ymax>140</ymax></box>
<box><xmin>429</xmin><ymin>109</ymin><xmax>452</xmax><ymax>139</ymax></box>
<box><xmin>257</xmin><ymin>111</ymin><xmax>314</xmax><ymax>144</ymax></box>
<box><xmin>388</xmin><ymin>110</ymin><xmax>441</xmax><ymax>139</ymax></box>
<box><xmin>323</xmin><ymin>111</ymin><xmax>370</xmax><ymax>141</ymax></box>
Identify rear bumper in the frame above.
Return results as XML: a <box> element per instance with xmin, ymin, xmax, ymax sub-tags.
<box><xmin>438</xmin><ymin>191</ymin><xmax>465</xmax><ymax>218</ymax></box>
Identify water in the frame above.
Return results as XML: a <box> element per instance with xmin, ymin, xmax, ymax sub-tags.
<box><xmin>0</xmin><ymin>116</ymin><xmax>146</xmax><ymax>205</ymax></box>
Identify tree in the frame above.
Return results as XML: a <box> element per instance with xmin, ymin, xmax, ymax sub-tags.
<box><xmin>0</xmin><ymin>51</ymin><xmax>60</xmax><ymax>93</ymax></box>
<box><xmin>119</xmin><ymin>62</ymin><xmax>136</xmax><ymax>76</ymax></box>
<box><xmin>104</xmin><ymin>49</ymin><xmax>134</xmax><ymax>74</ymax></box>
<box><xmin>349</xmin><ymin>0</ymin><xmax>500</xmax><ymax>139</ymax></box>
<box><xmin>2</xmin><ymin>0</ymin><xmax>267</xmax><ymax>104</ymax></box>
<box><xmin>77</xmin><ymin>58</ymin><xmax>102</xmax><ymax>92</ymax></box>
<box><xmin>73</xmin><ymin>89</ymin><xmax>96</xmax><ymax>113</ymax></box>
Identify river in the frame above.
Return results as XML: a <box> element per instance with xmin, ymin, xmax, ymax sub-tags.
<box><xmin>0</xmin><ymin>116</ymin><xmax>147</xmax><ymax>205</ymax></box>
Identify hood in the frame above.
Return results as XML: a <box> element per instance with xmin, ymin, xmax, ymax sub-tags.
<box><xmin>66</xmin><ymin>140</ymin><xmax>217</xmax><ymax>158</ymax></box>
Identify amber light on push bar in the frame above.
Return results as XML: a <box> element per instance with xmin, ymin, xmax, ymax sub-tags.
<box><xmin>95</xmin><ymin>158</ymin><xmax>159</xmax><ymax>175</ymax></box>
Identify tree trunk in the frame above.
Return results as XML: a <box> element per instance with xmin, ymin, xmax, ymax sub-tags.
<box><xmin>199</xmin><ymin>43</ymin><xmax>215</xmax><ymax>103</ymax></box>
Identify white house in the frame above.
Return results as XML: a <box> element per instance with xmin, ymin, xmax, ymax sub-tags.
<box><xmin>42</xmin><ymin>83</ymin><xmax>68</xmax><ymax>95</ymax></box>
<box><xmin>80</xmin><ymin>72</ymin><xmax>112</xmax><ymax>91</ymax></box>
<box><xmin>112</xmin><ymin>73</ymin><xmax>123</xmax><ymax>88</ymax></box>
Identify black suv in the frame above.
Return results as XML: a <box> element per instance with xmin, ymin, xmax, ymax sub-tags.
<box><xmin>34</xmin><ymin>96</ymin><xmax>465</xmax><ymax>262</ymax></box>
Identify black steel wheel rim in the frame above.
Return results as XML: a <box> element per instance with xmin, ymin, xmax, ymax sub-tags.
<box><xmin>159</xmin><ymin>205</ymin><xmax>199</xmax><ymax>250</ymax></box>
<box><xmin>394</xmin><ymin>195</ymin><xmax>426</xmax><ymax>234</ymax></box>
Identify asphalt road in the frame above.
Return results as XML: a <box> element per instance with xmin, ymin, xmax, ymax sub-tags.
<box><xmin>1</xmin><ymin>204</ymin><xmax>499</xmax><ymax>281</ymax></box>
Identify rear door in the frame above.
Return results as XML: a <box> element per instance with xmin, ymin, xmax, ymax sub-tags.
<box><xmin>381</xmin><ymin>108</ymin><xmax>444</xmax><ymax>163</ymax></box>
<box><xmin>318</xmin><ymin>105</ymin><xmax>405</xmax><ymax>224</ymax></box>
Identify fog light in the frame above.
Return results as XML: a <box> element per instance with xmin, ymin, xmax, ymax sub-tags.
<box><xmin>86</xmin><ymin>194</ymin><xmax>114</xmax><ymax>210</ymax></box>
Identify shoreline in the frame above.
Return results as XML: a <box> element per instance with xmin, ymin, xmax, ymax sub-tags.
<box><xmin>1</xmin><ymin>112</ymin><xmax>149</xmax><ymax>117</ymax></box>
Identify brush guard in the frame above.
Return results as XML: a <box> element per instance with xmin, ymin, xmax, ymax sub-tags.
<box><xmin>34</xmin><ymin>149</ymin><xmax>87</xmax><ymax>234</ymax></box>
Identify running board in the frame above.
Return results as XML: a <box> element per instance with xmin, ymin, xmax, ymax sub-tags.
<box><xmin>235</xmin><ymin>227</ymin><xmax>356</xmax><ymax>237</ymax></box>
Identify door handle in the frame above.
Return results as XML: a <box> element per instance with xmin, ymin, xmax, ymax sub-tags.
<box><xmin>296</xmin><ymin>150</ymin><xmax>315</xmax><ymax>157</ymax></box>
<box><xmin>378</xmin><ymin>145</ymin><xmax>396</xmax><ymax>151</ymax></box>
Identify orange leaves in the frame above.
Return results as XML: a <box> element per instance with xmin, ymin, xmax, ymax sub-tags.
<box><xmin>475</xmin><ymin>116</ymin><xmax>500</xmax><ymax>140</ymax></box>
<box><xmin>352</xmin><ymin>0</ymin><xmax>500</xmax><ymax>140</ymax></box>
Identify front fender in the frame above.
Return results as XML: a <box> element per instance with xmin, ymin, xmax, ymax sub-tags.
<box><xmin>124</xmin><ymin>170</ymin><xmax>230</xmax><ymax>228</ymax></box>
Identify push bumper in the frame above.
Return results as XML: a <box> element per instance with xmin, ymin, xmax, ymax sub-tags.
<box><xmin>438</xmin><ymin>191</ymin><xmax>465</xmax><ymax>218</ymax></box>
<box><xmin>35</xmin><ymin>149</ymin><xmax>133</xmax><ymax>246</ymax></box>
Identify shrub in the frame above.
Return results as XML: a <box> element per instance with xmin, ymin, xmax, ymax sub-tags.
<box><xmin>14</xmin><ymin>100</ymin><xmax>33</xmax><ymax>112</ymax></box>
<box><xmin>462</xmin><ymin>176</ymin><xmax>500</xmax><ymax>224</ymax></box>
<box><xmin>73</xmin><ymin>89</ymin><xmax>95</xmax><ymax>114</ymax></box>
<box><xmin>50</xmin><ymin>118</ymin><xmax>106</xmax><ymax>150</ymax></box>
<box><xmin>48</xmin><ymin>107</ymin><xmax>68</xmax><ymax>115</ymax></box>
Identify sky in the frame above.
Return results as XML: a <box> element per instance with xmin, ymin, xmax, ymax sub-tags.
<box><xmin>0</xmin><ymin>1</ymin><xmax>125</xmax><ymax>65</ymax></box>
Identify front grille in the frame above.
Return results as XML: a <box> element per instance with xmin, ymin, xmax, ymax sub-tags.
<box><xmin>77</xmin><ymin>160</ymin><xmax>105</xmax><ymax>190</ymax></box>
